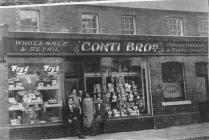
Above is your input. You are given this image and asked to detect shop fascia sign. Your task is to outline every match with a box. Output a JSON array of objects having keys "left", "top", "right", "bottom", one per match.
[
  {"left": 79, "top": 41, "right": 159, "bottom": 53},
  {"left": 9, "top": 39, "right": 208, "bottom": 55},
  {"left": 14, "top": 39, "right": 159, "bottom": 53}
]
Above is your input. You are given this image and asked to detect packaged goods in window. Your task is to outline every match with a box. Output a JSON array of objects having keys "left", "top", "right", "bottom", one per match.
[
  {"left": 112, "top": 109, "right": 120, "bottom": 117},
  {"left": 10, "top": 117, "right": 21, "bottom": 125},
  {"left": 37, "top": 81, "right": 44, "bottom": 87},
  {"left": 128, "top": 92, "right": 134, "bottom": 101},
  {"left": 107, "top": 83, "right": 114, "bottom": 93},
  {"left": 48, "top": 98, "right": 59, "bottom": 104},
  {"left": 93, "top": 83, "right": 100, "bottom": 93}
]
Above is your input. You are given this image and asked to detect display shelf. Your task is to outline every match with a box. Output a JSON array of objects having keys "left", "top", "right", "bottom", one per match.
[
  {"left": 36, "top": 86, "right": 59, "bottom": 90},
  {"left": 8, "top": 87, "right": 25, "bottom": 91},
  {"left": 44, "top": 101, "right": 62, "bottom": 108},
  {"left": 24, "top": 101, "right": 43, "bottom": 105},
  {"left": 9, "top": 104, "right": 25, "bottom": 111}
]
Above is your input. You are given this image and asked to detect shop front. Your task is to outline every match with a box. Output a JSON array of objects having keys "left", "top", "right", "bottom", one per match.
[{"left": 3, "top": 32, "right": 208, "bottom": 139}]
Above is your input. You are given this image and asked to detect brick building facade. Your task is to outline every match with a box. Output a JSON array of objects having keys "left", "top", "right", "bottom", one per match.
[{"left": 0, "top": 1, "right": 208, "bottom": 139}]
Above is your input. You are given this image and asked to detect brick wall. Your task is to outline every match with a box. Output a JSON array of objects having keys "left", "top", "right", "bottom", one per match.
[
  {"left": 0, "top": 5, "right": 207, "bottom": 36},
  {"left": 10, "top": 124, "right": 66, "bottom": 139},
  {"left": 37, "top": 5, "right": 207, "bottom": 36},
  {"left": 150, "top": 56, "right": 208, "bottom": 115},
  {"left": 150, "top": 56, "right": 207, "bottom": 128}
]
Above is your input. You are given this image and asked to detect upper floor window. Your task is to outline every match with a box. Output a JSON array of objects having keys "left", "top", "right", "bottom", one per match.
[
  {"left": 82, "top": 14, "right": 99, "bottom": 33},
  {"left": 120, "top": 16, "right": 136, "bottom": 35},
  {"left": 199, "top": 19, "right": 208, "bottom": 33},
  {"left": 195, "top": 62, "right": 208, "bottom": 77},
  {"left": 161, "top": 62, "right": 185, "bottom": 101},
  {"left": 167, "top": 17, "right": 183, "bottom": 36},
  {"left": 19, "top": 10, "right": 39, "bottom": 31}
]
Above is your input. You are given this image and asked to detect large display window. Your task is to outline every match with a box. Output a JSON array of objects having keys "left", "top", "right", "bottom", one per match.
[
  {"left": 65, "top": 57, "right": 150, "bottom": 119},
  {"left": 8, "top": 58, "right": 63, "bottom": 126}
]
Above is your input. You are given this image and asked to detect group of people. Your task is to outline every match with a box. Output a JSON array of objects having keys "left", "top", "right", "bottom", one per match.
[{"left": 62, "top": 88, "right": 108, "bottom": 139}]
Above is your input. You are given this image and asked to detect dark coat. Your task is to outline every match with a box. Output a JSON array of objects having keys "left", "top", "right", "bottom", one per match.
[{"left": 62, "top": 104, "right": 81, "bottom": 127}]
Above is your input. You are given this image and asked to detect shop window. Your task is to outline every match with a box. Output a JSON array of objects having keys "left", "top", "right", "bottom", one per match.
[
  {"left": 82, "top": 14, "right": 99, "bottom": 33},
  {"left": 120, "top": 16, "right": 136, "bottom": 35},
  {"left": 161, "top": 62, "right": 185, "bottom": 101},
  {"left": 167, "top": 17, "right": 184, "bottom": 36},
  {"left": 83, "top": 57, "right": 148, "bottom": 118},
  {"left": 8, "top": 63, "right": 62, "bottom": 126},
  {"left": 65, "top": 57, "right": 148, "bottom": 119},
  {"left": 195, "top": 62, "right": 208, "bottom": 77},
  {"left": 19, "top": 10, "right": 39, "bottom": 31},
  {"left": 199, "top": 19, "right": 208, "bottom": 33}
]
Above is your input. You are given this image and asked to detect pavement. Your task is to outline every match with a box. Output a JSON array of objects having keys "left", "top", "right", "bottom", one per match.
[{"left": 48, "top": 122, "right": 209, "bottom": 140}]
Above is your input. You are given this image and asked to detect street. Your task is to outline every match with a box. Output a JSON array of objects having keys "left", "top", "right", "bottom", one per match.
[{"left": 49, "top": 122, "right": 209, "bottom": 140}]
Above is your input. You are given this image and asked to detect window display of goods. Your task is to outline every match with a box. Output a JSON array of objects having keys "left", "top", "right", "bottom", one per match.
[
  {"left": 94, "top": 83, "right": 101, "bottom": 93},
  {"left": 23, "top": 91, "right": 43, "bottom": 104},
  {"left": 9, "top": 97, "right": 18, "bottom": 105},
  {"left": 10, "top": 117, "right": 21, "bottom": 125},
  {"left": 9, "top": 103, "right": 25, "bottom": 111},
  {"left": 91, "top": 74, "right": 145, "bottom": 118},
  {"left": 48, "top": 98, "right": 58, "bottom": 104}
]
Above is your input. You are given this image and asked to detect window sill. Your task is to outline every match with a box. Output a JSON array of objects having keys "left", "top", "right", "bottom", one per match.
[{"left": 162, "top": 100, "right": 191, "bottom": 106}]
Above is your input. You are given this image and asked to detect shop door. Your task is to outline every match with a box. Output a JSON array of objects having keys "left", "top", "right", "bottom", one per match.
[{"left": 64, "top": 78, "right": 79, "bottom": 101}]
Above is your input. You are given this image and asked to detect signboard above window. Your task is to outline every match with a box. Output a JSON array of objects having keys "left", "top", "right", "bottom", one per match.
[{"left": 4, "top": 35, "right": 208, "bottom": 56}]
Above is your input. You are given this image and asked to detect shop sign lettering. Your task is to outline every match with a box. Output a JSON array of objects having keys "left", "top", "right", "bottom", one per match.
[
  {"left": 81, "top": 42, "right": 121, "bottom": 52},
  {"left": 7, "top": 38, "right": 207, "bottom": 55},
  {"left": 15, "top": 40, "right": 70, "bottom": 47},
  {"left": 126, "top": 42, "right": 159, "bottom": 52},
  {"left": 163, "top": 83, "right": 182, "bottom": 98},
  {"left": 81, "top": 41, "right": 159, "bottom": 53},
  {"left": 43, "top": 65, "right": 59, "bottom": 74},
  {"left": 15, "top": 40, "right": 71, "bottom": 53},
  {"left": 11, "top": 65, "right": 29, "bottom": 75}
]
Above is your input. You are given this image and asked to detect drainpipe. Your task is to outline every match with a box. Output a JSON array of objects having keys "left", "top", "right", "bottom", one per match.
[{"left": 0, "top": 24, "right": 9, "bottom": 63}]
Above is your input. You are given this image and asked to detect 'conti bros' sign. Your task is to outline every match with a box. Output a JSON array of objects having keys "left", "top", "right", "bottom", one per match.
[{"left": 6, "top": 38, "right": 208, "bottom": 55}]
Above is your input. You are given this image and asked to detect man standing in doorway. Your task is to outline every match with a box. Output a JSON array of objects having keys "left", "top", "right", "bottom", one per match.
[{"left": 62, "top": 97, "right": 85, "bottom": 139}]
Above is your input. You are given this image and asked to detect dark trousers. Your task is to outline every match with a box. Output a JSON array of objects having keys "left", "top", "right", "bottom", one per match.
[{"left": 65, "top": 119, "right": 82, "bottom": 136}]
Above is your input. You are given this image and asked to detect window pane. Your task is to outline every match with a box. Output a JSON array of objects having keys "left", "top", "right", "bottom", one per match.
[
  {"left": 168, "top": 17, "right": 183, "bottom": 36},
  {"left": 19, "top": 10, "right": 39, "bottom": 31},
  {"left": 121, "top": 16, "right": 135, "bottom": 34},
  {"left": 82, "top": 14, "right": 98, "bottom": 33},
  {"left": 161, "top": 62, "right": 185, "bottom": 101},
  {"left": 196, "top": 62, "right": 208, "bottom": 76},
  {"left": 200, "top": 20, "right": 208, "bottom": 33}
]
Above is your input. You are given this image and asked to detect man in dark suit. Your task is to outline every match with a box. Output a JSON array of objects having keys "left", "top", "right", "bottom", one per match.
[{"left": 62, "top": 97, "right": 85, "bottom": 139}]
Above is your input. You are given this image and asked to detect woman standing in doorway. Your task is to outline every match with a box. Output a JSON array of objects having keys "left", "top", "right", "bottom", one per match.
[{"left": 82, "top": 92, "right": 94, "bottom": 135}]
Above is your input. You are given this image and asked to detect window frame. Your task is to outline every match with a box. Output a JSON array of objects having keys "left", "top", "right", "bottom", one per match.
[
  {"left": 81, "top": 13, "right": 99, "bottom": 34},
  {"left": 199, "top": 19, "right": 208, "bottom": 33},
  {"left": 120, "top": 15, "right": 136, "bottom": 35},
  {"left": 167, "top": 17, "right": 184, "bottom": 36},
  {"left": 161, "top": 62, "right": 186, "bottom": 101},
  {"left": 195, "top": 62, "right": 208, "bottom": 77},
  {"left": 19, "top": 10, "right": 40, "bottom": 32}
]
